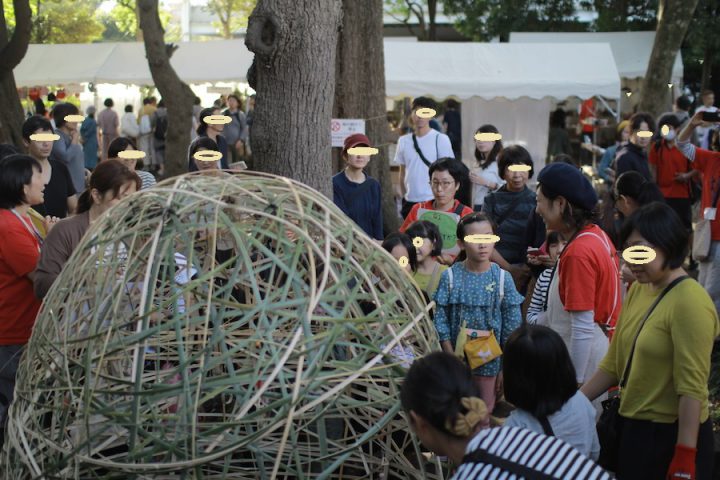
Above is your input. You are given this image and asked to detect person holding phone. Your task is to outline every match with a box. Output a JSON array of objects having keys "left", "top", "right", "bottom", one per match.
[
  {"left": 677, "top": 111, "right": 720, "bottom": 315},
  {"left": 695, "top": 90, "right": 717, "bottom": 149}
]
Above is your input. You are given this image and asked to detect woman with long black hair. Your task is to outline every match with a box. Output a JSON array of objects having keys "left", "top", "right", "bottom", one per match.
[{"left": 468, "top": 124, "right": 504, "bottom": 211}]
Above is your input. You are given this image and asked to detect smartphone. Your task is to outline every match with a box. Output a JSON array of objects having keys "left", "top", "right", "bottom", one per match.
[
  {"left": 527, "top": 247, "right": 541, "bottom": 257},
  {"left": 702, "top": 111, "right": 720, "bottom": 122},
  {"left": 583, "top": 135, "right": 592, "bottom": 144}
]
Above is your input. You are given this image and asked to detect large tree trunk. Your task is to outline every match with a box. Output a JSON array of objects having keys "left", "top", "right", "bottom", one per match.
[
  {"left": 0, "top": 0, "right": 32, "bottom": 147},
  {"left": 428, "top": 0, "right": 437, "bottom": 41},
  {"left": 138, "top": 0, "right": 194, "bottom": 178},
  {"left": 245, "top": 0, "right": 341, "bottom": 199},
  {"left": 334, "top": 0, "right": 399, "bottom": 236},
  {"left": 701, "top": 46, "right": 712, "bottom": 91},
  {"left": 638, "top": 0, "right": 699, "bottom": 117}
]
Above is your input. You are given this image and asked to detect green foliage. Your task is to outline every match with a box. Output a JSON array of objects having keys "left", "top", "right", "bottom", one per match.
[
  {"left": 682, "top": 0, "right": 720, "bottom": 88},
  {"left": 443, "top": 0, "right": 585, "bottom": 42},
  {"left": 204, "top": 0, "right": 255, "bottom": 39},
  {"left": 100, "top": 0, "right": 179, "bottom": 42},
  {"left": 3, "top": 0, "right": 105, "bottom": 43},
  {"left": 579, "top": 0, "right": 656, "bottom": 31}
]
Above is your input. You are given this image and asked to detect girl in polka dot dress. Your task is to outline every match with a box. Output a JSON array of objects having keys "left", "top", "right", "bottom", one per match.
[{"left": 434, "top": 212, "right": 523, "bottom": 416}]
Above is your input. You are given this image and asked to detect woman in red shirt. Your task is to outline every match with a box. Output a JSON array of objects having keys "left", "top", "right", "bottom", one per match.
[
  {"left": 534, "top": 163, "right": 621, "bottom": 396},
  {"left": 0, "top": 154, "right": 47, "bottom": 430}
]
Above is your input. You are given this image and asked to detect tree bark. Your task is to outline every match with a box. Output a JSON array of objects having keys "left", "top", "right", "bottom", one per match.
[
  {"left": 334, "top": 0, "right": 399, "bottom": 236},
  {"left": 138, "top": 0, "right": 194, "bottom": 178},
  {"left": 701, "top": 46, "right": 711, "bottom": 91},
  {"left": 245, "top": 0, "right": 341, "bottom": 199},
  {"left": 638, "top": 0, "right": 699, "bottom": 118},
  {"left": 0, "top": 0, "right": 32, "bottom": 146},
  {"left": 428, "top": 0, "right": 437, "bottom": 41}
]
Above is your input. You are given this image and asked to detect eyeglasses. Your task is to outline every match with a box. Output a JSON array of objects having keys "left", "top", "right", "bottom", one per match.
[{"left": 430, "top": 180, "right": 456, "bottom": 190}]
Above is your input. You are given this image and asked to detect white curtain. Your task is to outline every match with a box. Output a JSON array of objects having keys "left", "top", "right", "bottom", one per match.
[{"left": 460, "top": 96, "right": 553, "bottom": 186}]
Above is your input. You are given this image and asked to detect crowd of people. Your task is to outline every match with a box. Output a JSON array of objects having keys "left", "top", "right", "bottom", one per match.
[
  {"left": 1, "top": 89, "right": 720, "bottom": 478},
  {"left": 340, "top": 94, "right": 720, "bottom": 478}
]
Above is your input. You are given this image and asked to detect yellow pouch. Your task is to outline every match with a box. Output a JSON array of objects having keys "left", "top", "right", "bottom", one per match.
[{"left": 463, "top": 330, "right": 502, "bottom": 370}]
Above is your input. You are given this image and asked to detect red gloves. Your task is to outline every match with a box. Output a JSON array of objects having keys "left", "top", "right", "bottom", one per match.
[{"left": 666, "top": 444, "right": 696, "bottom": 480}]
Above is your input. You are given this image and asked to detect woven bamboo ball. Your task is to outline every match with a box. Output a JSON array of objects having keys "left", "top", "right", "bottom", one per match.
[{"left": 3, "top": 172, "right": 441, "bottom": 479}]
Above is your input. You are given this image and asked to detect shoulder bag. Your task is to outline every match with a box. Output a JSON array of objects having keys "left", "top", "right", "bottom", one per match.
[
  {"left": 596, "top": 275, "right": 689, "bottom": 472},
  {"left": 693, "top": 182, "right": 720, "bottom": 262},
  {"left": 411, "top": 132, "right": 439, "bottom": 168},
  {"left": 451, "top": 266, "right": 506, "bottom": 369}
]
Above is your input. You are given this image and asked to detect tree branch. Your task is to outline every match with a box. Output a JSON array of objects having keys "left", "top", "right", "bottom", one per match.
[{"left": 0, "top": 0, "right": 32, "bottom": 76}]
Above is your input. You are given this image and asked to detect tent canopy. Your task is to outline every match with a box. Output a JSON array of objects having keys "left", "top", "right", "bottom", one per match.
[
  {"left": 16, "top": 40, "right": 620, "bottom": 102},
  {"left": 14, "top": 40, "right": 255, "bottom": 86},
  {"left": 384, "top": 41, "right": 620, "bottom": 101},
  {"left": 509, "top": 31, "right": 683, "bottom": 83}
]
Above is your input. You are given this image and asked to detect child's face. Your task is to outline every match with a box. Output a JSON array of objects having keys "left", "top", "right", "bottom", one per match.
[
  {"left": 414, "top": 236, "right": 433, "bottom": 262},
  {"left": 390, "top": 244, "right": 412, "bottom": 273},
  {"left": 548, "top": 241, "right": 566, "bottom": 261},
  {"left": 459, "top": 221, "right": 495, "bottom": 263}
]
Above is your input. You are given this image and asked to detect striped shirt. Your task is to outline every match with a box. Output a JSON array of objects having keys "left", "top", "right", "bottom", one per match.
[
  {"left": 453, "top": 426, "right": 612, "bottom": 480},
  {"left": 526, "top": 268, "right": 553, "bottom": 324},
  {"left": 137, "top": 170, "right": 157, "bottom": 190}
]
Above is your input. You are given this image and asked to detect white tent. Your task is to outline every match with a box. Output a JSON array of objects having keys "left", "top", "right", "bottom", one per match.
[
  {"left": 14, "top": 40, "right": 254, "bottom": 86},
  {"left": 15, "top": 39, "right": 621, "bottom": 170},
  {"left": 509, "top": 31, "right": 684, "bottom": 85},
  {"left": 384, "top": 41, "right": 621, "bottom": 169}
]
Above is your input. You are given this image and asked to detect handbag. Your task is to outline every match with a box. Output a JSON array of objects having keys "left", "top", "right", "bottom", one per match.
[
  {"left": 450, "top": 266, "right": 505, "bottom": 369},
  {"left": 596, "top": 275, "right": 689, "bottom": 472},
  {"left": 464, "top": 330, "right": 502, "bottom": 370},
  {"left": 693, "top": 181, "right": 720, "bottom": 262}
]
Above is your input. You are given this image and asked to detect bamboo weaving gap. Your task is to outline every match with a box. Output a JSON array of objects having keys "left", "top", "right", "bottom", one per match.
[{"left": 3, "top": 171, "right": 441, "bottom": 479}]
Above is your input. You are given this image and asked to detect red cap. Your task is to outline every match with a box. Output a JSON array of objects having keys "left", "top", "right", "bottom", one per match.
[{"left": 342, "top": 133, "right": 372, "bottom": 154}]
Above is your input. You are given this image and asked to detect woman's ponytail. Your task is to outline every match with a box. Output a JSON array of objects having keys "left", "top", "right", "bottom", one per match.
[{"left": 77, "top": 189, "right": 93, "bottom": 213}]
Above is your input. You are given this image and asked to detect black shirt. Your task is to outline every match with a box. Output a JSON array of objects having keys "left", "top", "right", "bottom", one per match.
[
  {"left": 615, "top": 142, "right": 652, "bottom": 181},
  {"left": 33, "top": 160, "right": 76, "bottom": 218}
]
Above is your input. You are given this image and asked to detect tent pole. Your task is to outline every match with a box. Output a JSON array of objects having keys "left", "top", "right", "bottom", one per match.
[{"left": 595, "top": 95, "right": 618, "bottom": 121}]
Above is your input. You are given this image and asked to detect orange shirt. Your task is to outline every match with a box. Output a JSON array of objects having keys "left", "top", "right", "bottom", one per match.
[
  {"left": 648, "top": 141, "right": 690, "bottom": 199},
  {"left": 558, "top": 225, "right": 621, "bottom": 328},
  {"left": 399, "top": 199, "right": 474, "bottom": 232},
  {"left": 692, "top": 148, "right": 720, "bottom": 241}
]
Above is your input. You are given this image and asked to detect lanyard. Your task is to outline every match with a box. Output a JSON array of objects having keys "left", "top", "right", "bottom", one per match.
[{"left": 10, "top": 209, "right": 43, "bottom": 251}]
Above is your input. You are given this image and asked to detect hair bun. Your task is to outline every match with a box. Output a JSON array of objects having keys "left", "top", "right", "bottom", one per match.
[{"left": 445, "top": 396, "right": 488, "bottom": 437}]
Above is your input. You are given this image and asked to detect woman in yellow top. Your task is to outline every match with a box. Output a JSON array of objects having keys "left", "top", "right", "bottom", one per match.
[{"left": 582, "top": 202, "right": 719, "bottom": 480}]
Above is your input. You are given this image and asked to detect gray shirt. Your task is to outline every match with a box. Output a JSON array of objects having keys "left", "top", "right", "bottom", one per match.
[
  {"left": 504, "top": 390, "right": 600, "bottom": 461},
  {"left": 51, "top": 129, "right": 86, "bottom": 194}
]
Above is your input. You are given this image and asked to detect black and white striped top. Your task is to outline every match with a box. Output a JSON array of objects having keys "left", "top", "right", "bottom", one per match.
[
  {"left": 453, "top": 426, "right": 612, "bottom": 480},
  {"left": 526, "top": 268, "right": 553, "bottom": 325}
]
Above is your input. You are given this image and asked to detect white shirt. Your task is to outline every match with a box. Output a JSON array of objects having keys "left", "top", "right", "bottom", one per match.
[
  {"left": 393, "top": 129, "right": 454, "bottom": 202},
  {"left": 121, "top": 112, "right": 140, "bottom": 138},
  {"left": 696, "top": 105, "right": 718, "bottom": 149},
  {"left": 505, "top": 391, "right": 601, "bottom": 461},
  {"left": 470, "top": 161, "right": 504, "bottom": 207}
]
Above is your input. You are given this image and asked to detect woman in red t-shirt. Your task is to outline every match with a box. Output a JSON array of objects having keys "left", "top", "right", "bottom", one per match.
[
  {"left": 535, "top": 163, "right": 621, "bottom": 395},
  {"left": 0, "top": 154, "right": 47, "bottom": 426}
]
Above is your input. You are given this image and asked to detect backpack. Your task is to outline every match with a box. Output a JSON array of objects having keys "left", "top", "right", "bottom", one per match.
[{"left": 154, "top": 115, "right": 168, "bottom": 141}]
